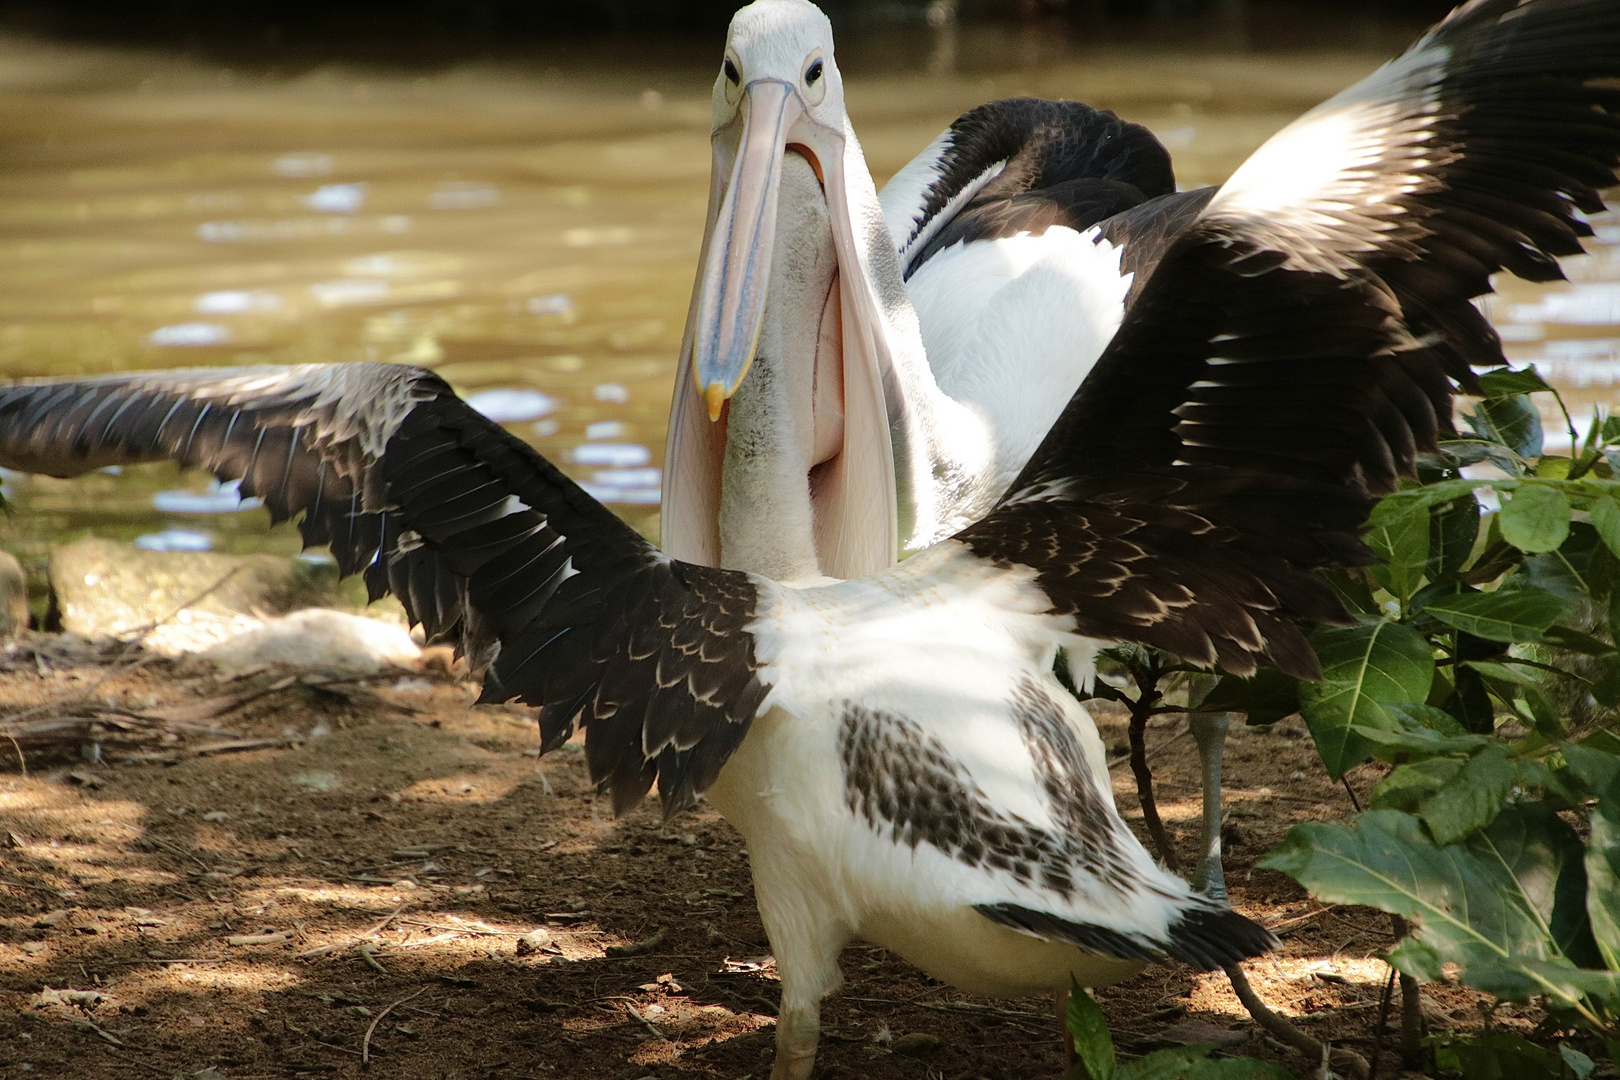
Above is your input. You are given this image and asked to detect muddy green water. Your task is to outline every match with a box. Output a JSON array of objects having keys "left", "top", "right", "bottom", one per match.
[{"left": 0, "top": 14, "right": 1615, "bottom": 578}]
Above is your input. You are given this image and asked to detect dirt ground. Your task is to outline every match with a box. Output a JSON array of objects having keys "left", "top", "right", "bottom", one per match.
[{"left": 0, "top": 634, "right": 1533, "bottom": 1080}]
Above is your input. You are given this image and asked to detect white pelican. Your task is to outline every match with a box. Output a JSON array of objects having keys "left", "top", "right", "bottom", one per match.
[
  {"left": 0, "top": 284, "right": 1404, "bottom": 1073},
  {"left": 662, "top": 0, "right": 1620, "bottom": 896}
]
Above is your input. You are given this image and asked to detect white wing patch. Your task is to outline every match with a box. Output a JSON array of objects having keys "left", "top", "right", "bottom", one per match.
[{"left": 1205, "top": 37, "right": 1450, "bottom": 274}]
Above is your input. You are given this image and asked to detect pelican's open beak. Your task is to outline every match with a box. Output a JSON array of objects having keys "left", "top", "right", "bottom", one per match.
[
  {"left": 691, "top": 78, "right": 803, "bottom": 419},
  {"left": 662, "top": 76, "right": 901, "bottom": 580}
]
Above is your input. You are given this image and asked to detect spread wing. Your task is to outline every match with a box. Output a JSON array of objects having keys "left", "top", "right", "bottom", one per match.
[
  {"left": 954, "top": 0, "right": 1620, "bottom": 681},
  {"left": 1201, "top": 0, "right": 1620, "bottom": 373},
  {"left": 0, "top": 363, "right": 768, "bottom": 816}
]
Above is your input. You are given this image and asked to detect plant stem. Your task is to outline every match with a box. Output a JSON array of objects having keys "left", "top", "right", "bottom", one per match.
[
  {"left": 1368, "top": 967, "right": 1395, "bottom": 1080},
  {"left": 1390, "top": 915, "right": 1424, "bottom": 1066},
  {"left": 1124, "top": 660, "right": 1180, "bottom": 872}
]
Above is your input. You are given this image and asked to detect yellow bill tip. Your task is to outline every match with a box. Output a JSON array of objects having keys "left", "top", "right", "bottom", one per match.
[{"left": 705, "top": 382, "right": 727, "bottom": 422}]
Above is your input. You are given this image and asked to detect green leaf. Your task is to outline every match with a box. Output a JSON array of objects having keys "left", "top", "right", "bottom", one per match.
[
  {"left": 1373, "top": 480, "right": 1491, "bottom": 523},
  {"left": 1479, "top": 366, "right": 1555, "bottom": 399},
  {"left": 1418, "top": 744, "right": 1517, "bottom": 846},
  {"left": 1430, "top": 496, "right": 1483, "bottom": 583},
  {"left": 1538, "top": 624, "right": 1616, "bottom": 657},
  {"left": 1445, "top": 663, "right": 1497, "bottom": 735},
  {"left": 1500, "top": 485, "right": 1573, "bottom": 554},
  {"left": 1518, "top": 550, "right": 1592, "bottom": 604},
  {"left": 1298, "top": 620, "right": 1435, "bottom": 780},
  {"left": 1392, "top": 700, "right": 1468, "bottom": 737},
  {"left": 1609, "top": 589, "right": 1620, "bottom": 652},
  {"left": 1368, "top": 502, "right": 1430, "bottom": 602},
  {"left": 1480, "top": 958, "right": 1620, "bottom": 1004},
  {"left": 1593, "top": 662, "right": 1620, "bottom": 708},
  {"left": 1261, "top": 805, "right": 1593, "bottom": 1007},
  {"left": 1586, "top": 790, "right": 1620, "bottom": 971},
  {"left": 1356, "top": 703, "right": 1488, "bottom": 763},
  {"left": 1562, "top": 1044, "right": 1597, "bottom": 1080},
  {"left": 1464, "top": 660, "right": 1540, "bottom": 685},
  {"left": 1473, "top": 394, "right": 1545, "bottom": 460},
  {"left": 1315, "top": 566, "right": 1380, "bottom": 616},
  {"left": 1438, "top": 437, "right": 1525, "bottom": 477},
  {"left": 1373, "top": 757, "right": 1466, "bottom": 813},
  {"left": 1521, "top": 687, "right": 1566, "bottom": 741},
  {"left": 1064, "top": 979, "right": 1115, "bottom": 1080},
  {"left": 1564, "top": 741, "right": 1620, "bottom": 796},
  {"left": 1591, "top": 496, "right": 1620, "bottom": 560},
  {"left": 1119, "top": 1047, "right": 1294, "bottom": 1080},
  {"left": 1199, "top": 670, "right": 1300, "bottom": 726},
  {"left": 1357, "top": 725, "right": 1489, "bottom": 762},
  {"left": 1423, "top": 586, "right": 1571, "bottom": 642},
  {"left": 1430, "top": 1030, "right": 1566, "bottom": 1080}
]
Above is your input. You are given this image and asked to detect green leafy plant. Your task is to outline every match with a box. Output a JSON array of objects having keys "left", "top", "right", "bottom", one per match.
[
  {"left": 1061, "top": 979, "right": 1294, "bottom": 1080},
  {"left": 1208, "top": 368, "right": 1620, "bottom": 1075}
]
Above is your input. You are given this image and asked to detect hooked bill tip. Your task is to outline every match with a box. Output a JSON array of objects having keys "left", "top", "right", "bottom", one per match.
[{"left": 705, "top": 382, "right": 727, "bottom": 422}]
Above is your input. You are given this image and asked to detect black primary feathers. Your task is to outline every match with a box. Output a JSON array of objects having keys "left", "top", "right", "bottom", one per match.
[
  {"left": 1202, "top": 0, "right": 1620, "bottom": 380},
  {"left": 975, "top": 900, "right": 1280, "bottom": 971},
  {"left": 0, "top": 364, "right": 767, "bottom": 817},
  {"left": 957, "top": 243, "right": 1435, "bottom": 681}
]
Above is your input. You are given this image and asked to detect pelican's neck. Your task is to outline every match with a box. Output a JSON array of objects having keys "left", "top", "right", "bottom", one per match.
[
  {"left": 719, "top": 152, "right": 838, "bottom": 584},
  {"left": 834, "top": 118, "right": 993, "bottom": 552}
]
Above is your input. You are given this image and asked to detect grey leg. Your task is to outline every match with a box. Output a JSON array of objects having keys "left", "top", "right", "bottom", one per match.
[
  {"left": 757, "top": 895, "right": 848, "bottom": 1080},
  {"left": 1187, "top": 709, "right": 1229, "bottom": 902},
  {"left": 771, "top": 997, "right": 823, "bottom": 1080}
]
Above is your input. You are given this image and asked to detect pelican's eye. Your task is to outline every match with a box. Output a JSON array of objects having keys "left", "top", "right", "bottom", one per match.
[
  {"left": 802, "top": 51, "right": 827, "bottom": 105},
  {"left": 723, "top": 57, "right": 741, "bottom": 85}
]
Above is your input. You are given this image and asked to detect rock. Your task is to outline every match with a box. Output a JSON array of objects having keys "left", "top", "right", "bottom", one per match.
[
  {"left": 515, "top": 928, "right": 552, "bottom": 956},
  {"left": 198, "top": 608, "right": 420, "bottom": 673},
  {"left": 889, "top": 1032, "right": 943, "bottom": 1057},
  {"left": 0, "top": 550, "right": 27, "bottom": 640},
  {"left": 290, "top": 770, "right": 343, "bottom": 793},
  {"left": 48, "top": 538, "right": 338, "bottom": 652},
  {"left": 1144, "top": 1020, "right": 1250, "bottom": 1049}
]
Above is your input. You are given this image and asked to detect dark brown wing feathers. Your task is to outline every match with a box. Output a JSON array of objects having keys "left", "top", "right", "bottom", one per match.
[
  {"left": 0, "top": 365, "right": 765, "bottom": 817},
  {"left": 958, "top": 0, "right": 1619, "bottom": 678}
]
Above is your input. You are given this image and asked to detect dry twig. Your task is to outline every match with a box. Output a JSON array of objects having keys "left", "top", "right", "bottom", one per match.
[{"left": 362, "top": 987, "right": 428, "bottom": 1067}]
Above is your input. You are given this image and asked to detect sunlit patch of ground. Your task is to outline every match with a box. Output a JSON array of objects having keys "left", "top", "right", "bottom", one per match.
[{"left": 0, "top": 646, "right": 1532, "bottom": 1079}]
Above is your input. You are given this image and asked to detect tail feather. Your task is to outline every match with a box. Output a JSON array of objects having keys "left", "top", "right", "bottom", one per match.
[{"left": 974, "top": 900, "right": 1277, "bottom": 973}]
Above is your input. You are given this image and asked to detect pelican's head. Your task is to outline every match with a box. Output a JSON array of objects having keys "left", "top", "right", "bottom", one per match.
[
  {"left": 663, "top": 0, "right": 905, "bottom": 583},
  {"left": 693, "top": 0, "right": 848, "bottom": 415}
]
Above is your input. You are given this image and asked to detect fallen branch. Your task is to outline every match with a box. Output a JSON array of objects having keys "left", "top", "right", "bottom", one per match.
[
  {"left": 297, "top": 905, "right": 404, "bottom": 960},
  {"left": 362, "top": 987, "right": 428, "bottom": 1067},
  {"left": 1224, "top": 963, "right": 1368, "bottom": 1080}
]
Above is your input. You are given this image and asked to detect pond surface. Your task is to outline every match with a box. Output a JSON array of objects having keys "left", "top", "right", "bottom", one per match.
[{"left": 0, "top": 10, "right": 1614, "bottom": 576}]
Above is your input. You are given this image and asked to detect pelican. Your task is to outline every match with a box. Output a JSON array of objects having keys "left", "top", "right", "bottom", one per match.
[
  {"left": 0, "top": 1, "right": 1616, "bottom": 1077},
  {"left": 0, "top": 277, "right": 1441, "bottom": 1076},
  {"left": 663, "top": 0, "right": 1620, "bottom": 896}
]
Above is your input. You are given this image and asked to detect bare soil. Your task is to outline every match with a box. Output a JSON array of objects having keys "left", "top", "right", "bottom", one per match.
[{"left": 0, "top": 636, "right": 1521, "bottom": 1080}]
